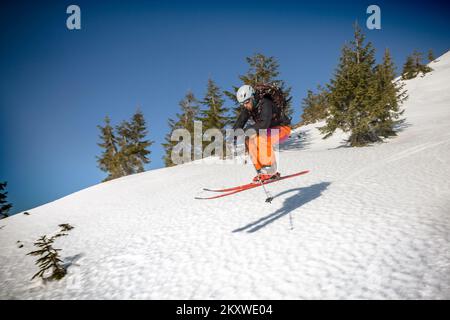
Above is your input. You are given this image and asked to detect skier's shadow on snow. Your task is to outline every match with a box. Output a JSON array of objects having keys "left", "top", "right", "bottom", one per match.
[
  {"left": 232, "top": 182, "right": 331, "bottom": 233},
  {"left": 279, "top": 130, "right": 312, "bottom": 151}
]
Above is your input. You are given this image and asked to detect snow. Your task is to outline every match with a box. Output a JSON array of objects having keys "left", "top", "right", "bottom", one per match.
[{"left": 1, "top": 52, "right": 450, "bottom": 299}]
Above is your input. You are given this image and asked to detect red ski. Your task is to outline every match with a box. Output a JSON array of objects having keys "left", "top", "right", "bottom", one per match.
[
  {"left": 203, "top": 182, "right": 255, "bottom": 193},
  {"left": 195, "top": 170, "right": 309, "bottom": 200}
]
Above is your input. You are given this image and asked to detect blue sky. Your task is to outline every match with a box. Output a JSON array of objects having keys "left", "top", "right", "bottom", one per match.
[{"left": 1, "top": 0, "right": 449, "bottom": 214}]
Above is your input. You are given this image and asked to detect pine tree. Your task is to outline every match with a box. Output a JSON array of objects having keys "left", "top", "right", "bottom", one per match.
[
  {"left": 97, "top": 117, "right": 123, "bottom": 182},
  {"left": 371, "top": 48, "right": 408, "bottom": 138},
  {"left": 301, "top": 85, "right": 329, "bottom": 125},
  {"left": 177, "top": 91, "right": 199, "bottom": 134},
  {"left": 27, "top": 235, "right": 66, "bottom": 280},
  {"left": 320, "top": 22, "right": 380, "bottom": 146},
  {"left": 242, "top": 53, "right": 281, "bottom": 84},
  {"left": 178, "top": 91, "right": 200, "bottom": 161},
  {"left": 198, "top": 79, "right": 229, "bottom": 131},
  {"left": 116, "top": 110, "right": 153, "bottom": 175},
  {"left": 413, "top": 50, "right": 433, "bottom": 75},
  {"left": 412, "top": 50, "right": 422, "bottom": 70},
  {"left": 197, "top": 78, "right": 229, "bottom": 157},
  {"left": 428, "top": 49, "right": 435, "bottom": 62},
  {"left": 162, "top": 91, "right": 200, "bottom": 166},
  {"left": 162, "top": 118, "right": 179, "bottom": 167},
  {"left": 402, "top": 50, "right": 432, "bottom": 80},
  {"left": 127, "top": 109, "right": 153, "bottom": 172},
  {"left": 401, "top": 55, "right": 416, "bottom": 80},
  {"left": 115, "top": 120, "right": 133, "bottom": 175},
  {"left": 0, "top": 181, "right": 13, "bottom": 219},
  {"left": 224, "top": 53, "right": 294, "bottom": 119},
  {"left": 27, "top": 224, "right": 74, "bottom": 281},
  {"left": 97, "top": 111, "right": 152, "bottom": 181}
]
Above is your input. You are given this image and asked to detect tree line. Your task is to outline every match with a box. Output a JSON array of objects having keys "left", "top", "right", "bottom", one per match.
[
  {"left": 97, "top": 22, "right": 439, "bottom": 181},
  {"left": 162, "top": 53, "right": 294, "bottom": 167},
  {"left": 97, "top": 110, "right": 153, "bottom": 182},
  {"left": 301, "top": 23, "right": 435, "bottom": 146},
  {"left": 97, "top": 52, "right": 295, "bottom": 178}
]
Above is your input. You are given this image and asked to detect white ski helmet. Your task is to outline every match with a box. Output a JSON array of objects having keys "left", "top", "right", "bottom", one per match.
[{"left": 236, "top": 84, "right": 255, "bottom": 103}]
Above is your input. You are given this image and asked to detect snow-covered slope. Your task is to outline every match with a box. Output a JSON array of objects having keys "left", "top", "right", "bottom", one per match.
[{"left": 1, "top": 52, "right": 450, "bottom": 300}]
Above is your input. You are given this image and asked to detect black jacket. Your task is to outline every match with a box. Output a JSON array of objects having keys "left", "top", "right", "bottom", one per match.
[{"left": 232, "top": 97, "right": 290, "bottom": 131}]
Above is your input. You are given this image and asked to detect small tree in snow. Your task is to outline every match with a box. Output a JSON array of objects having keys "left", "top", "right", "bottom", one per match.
[
  {"left": 27, "top": 224, "right": 75, "bottom": 281},
  {"left": 27, "top": 235, "right": 66, "bottom": 280},
  {"left": 59, "top": 223, "right": 74, "bottom": 232}
]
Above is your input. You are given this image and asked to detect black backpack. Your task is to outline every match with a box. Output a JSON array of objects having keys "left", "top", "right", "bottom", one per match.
[{"left": 253, "top": 83, "right": 292, "bottom": 125}]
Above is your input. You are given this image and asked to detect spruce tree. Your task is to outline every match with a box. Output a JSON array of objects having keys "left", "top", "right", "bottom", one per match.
[
  {"left": 371, "top": 48, "right": 408, "bottom": 138},
  {"left": 97, "top": 117, "right": 123, "bottom": 182},
  {"left": 97, "top": 111, "right": 152, "bottom": 181},
  {"left": 115, "top": 120, "right": 133, "bottom": 175},
  {"left": 413, "top": 50, "right": 433, "bottom": 75},
  {"left": 402, "top": 50, "right": 432, "bottom": 80},
  {"left": 27, "top": 235, "right": 66, "bottom": 280},
  {"left": 241, "top": 53, "right": 281, "bottom": 84},
  {"left": 162, "top": 91, "right": 199, "bottom": 166},
  {"left": 320, "top": 22, "right": 380, "bottom": 146},
  {"left": 177, "top": 91, "right": 199, "bottom": 134},
  {"left": 301, "top": 85, "right": 329, "bottom": 125},
  {"left": 27, "top": 224, "right": 74, "bottom": 280},
  {"left": 198, "top": 79, "right": 228, "bottom": 131},
  {"left": 127, "top": 109, "right": 153, "bottom": 172},
  {"left": 116, "top": 110, "right": 153, "bottom": 175},
  {"left": 428, "top": 49, "right": 435, "bottom": 62},
  {"left": 178, "top": 91, "right": 200, "bottom": 161},
  {"left": 224, "top": 53, "right": 294, "bottom": 119},
  {"left": 197, "top": 78, "right": 229, "bottom": 157},
  {"left": 162, "top": 118, "right": 179, "bottom": 167},
  {"left": 0, "top": 181, "right": 12, "bottom": 219},
  {"left": 401, "top": 55, "right": 416, "bottom": 80}
]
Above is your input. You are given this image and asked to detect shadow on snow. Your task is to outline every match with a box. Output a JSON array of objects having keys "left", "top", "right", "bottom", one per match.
[
  {"left": 232, "top": 181, "right": 331, "bottom": 233},
  {"left": 279, "top": 129, "right": 312, "bottom": 151}
]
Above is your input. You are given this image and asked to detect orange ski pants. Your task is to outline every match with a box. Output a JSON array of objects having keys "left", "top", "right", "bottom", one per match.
[{"left": 245, "top": 125, "right": 291, "bottom": 171}]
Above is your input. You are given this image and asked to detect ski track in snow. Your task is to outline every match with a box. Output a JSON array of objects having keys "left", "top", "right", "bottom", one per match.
[{"left": 1, "top": 52, "right": 450, "bottom": 299}]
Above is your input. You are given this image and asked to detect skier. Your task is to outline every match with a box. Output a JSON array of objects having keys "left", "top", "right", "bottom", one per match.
[{"left": 232, "top": 84, "right": 292, "bottom": 183}]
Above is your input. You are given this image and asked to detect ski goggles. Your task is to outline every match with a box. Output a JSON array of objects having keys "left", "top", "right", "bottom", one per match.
[{"left": 241, "top": 98, "right": 252, "bottom": 106}]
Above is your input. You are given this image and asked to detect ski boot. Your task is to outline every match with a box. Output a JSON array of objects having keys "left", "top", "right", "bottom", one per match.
[{"left": 252, "top": 171, "right": 281, "bottom": 183}]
